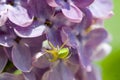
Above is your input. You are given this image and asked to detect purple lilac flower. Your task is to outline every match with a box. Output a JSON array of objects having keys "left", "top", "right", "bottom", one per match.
[
  {"left": 0, "top": 0, "right": 113, "bottom": 80},
  {"left": 46, "top": 0, "right": 94, "bottom": 23},
  {"left": 88, "top": 0, "right": 113, "bottom": 19},
  {"left": 0, "top": 0, "right": 33, "bottom": 27}
]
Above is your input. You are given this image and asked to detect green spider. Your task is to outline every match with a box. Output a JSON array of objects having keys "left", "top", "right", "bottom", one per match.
[{"left": 45, "top": 40, "right": 70, "bottom": 62}]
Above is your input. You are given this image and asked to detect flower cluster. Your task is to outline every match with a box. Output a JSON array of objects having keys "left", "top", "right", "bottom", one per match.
[{"left": 0, "top": 0, "right": 113, "bottom": 80}]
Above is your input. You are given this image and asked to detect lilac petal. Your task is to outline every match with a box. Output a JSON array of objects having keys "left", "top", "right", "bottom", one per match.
[
  {"left": 79, "top": 8, "right": 92, "bottom": 29},
  {"left": 92, "top": 43, "right": 111, "bottom": 61},
  {"left": 80, "top": 46, "right": 93, "bottom": 71},
  {"left": 0, "top": 73, "right": 25, "bottom": 80},
  {"left": 0, "top": 5, "right": 8, "bottom": 26},
  {"left": 21, "top": 35, "right": 46, "bottom": 47},
  {"left": 86, "top": 28, "right": 108, "bottom": 49},
  {"left": 46, "top": 0, "right": 59, "bottom": 7},
  {"left": 23, "top": 71, "right": 36, "bottom": 80},
  {"left": 7, "top": 5, "right": 33, "bottom": 27},
  {"left": 62, "top": 4, "right": 83, "bottom": 23},
  {"left": 28, "top": 0, "right": 53, "bottom": 19},
  {"left": 77, "top": 44, "right": 92, "bottom": 71},
  {"left": 55, "top": 0, "right": 70, "bottom": 9},
  {"left": 42, "top": 62, "right": 75, "bottom": 80},
  {"left": 69, "top": 48, "right": 80, "bottom": 64},
  {"left": 32, "top": 67, "right": 49, "bottom": 80},
  {"left": 79, "top": 28, "right": 108, "bottom": 69},
  {"left": 86, "top": 66, "right": 102, "bottom": 80},
  {"left": 52, "top": 13, "right": 69, "bottom": 28},
  {"left": 32, "top": 52, "right": 50, "bottom": 69},
  {"left": 0, "top": 35, "right": 14, "bottom": 47},
  {"left": 65, "top": 60, "right": 79, "bottom": 74},
  {"left": 0, "top": 24, "right": 16, "bottom": 48},
  {"left": 61, "top": 27, "right": 77, "bottom": 48},
  {"left": 14, "top": 25, "right": 46, "bottom": 38},
  {"left": 76, "top": 36, "right": 92, "bottom": 71},
  {"left": 75, "top": 66, "right": 85, "bottom": 80},
  {"left": 71, "top": 8, "right": 92, "bottom": 35},
  {"left": 21, "top": 35, "right": 46, "bottom": 56},
  {"left": 89, "top": 0, "right": 113, "bottom": 19},
  {"left": 0, "top": 47, "right": 8, "bottom": 73},
  {"left": 75, "top": 66, "right": 101, "bottom": 80},
  {"left": 12, "top": 42, "right": 32, "bottom": 72},
  {"left": 46, "top": 28, "right": 62, "bottom": 47},
  {"left": 23, "top": 67, "right": 49, "bottom": 80},
  {"left": 3, "top": 47, "right": 12, "bottom": 60},
  {"left": 73, "top": 0, "right": 94, "bottom": 8}
]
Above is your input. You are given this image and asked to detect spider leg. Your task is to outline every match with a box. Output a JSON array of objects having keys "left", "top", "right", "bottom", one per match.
[
  {"left": 60, "top": 39, "right": 68, "bottom": 49},
  {"left": 45, "top": 49, "right": 58, "bottom": 62},
  {"left": 48, "top": 41, "right": 56, "bottom": 50}
]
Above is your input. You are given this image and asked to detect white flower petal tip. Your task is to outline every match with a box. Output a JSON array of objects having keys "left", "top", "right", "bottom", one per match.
[
  {"left": 34, "top": 52, "right": 43, "bottom": 59},
  {"left": 7, "top": 5, "right": 33, "bottom": 27},
  {"left": 14, "top": 25, "right": 46, "bottom": 38}
]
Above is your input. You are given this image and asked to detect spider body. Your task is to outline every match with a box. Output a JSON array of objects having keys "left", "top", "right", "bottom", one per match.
[{"left": 45, "top": 41, "right": 69, "bottom": 62}]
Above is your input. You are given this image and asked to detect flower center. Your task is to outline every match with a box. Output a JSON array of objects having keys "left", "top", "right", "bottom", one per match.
[{"left": 44, "top": 19, "right": 53, "bottom": 28}]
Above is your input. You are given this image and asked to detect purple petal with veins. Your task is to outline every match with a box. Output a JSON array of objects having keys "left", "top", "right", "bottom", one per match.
[
  {"left": 42, "top": 62, "right": 75, "bottom": 80},
  {"left": 7, "top": 5, "right": 33, "bottom": 27},
  {"left": 89, "top": 0, "right": 113, "bottom": 19},
  {"left": 21, "top": 35, "right": 46, "bottom": 57},
  {"left": 80, "top": 8, "right": 93, "bottom": 29},
  {"left": 61, "top": 26, "right": 77, "bottom": 48},
  {"left": 78, "top": 28, "right": 108, "bottom": 69},
  {"left": 27, "top": 0, "right": 53, "bottom": 19},
  {"left": 14, "top": 25, "right": 46, "bottom": 38},
  {"left": 0, "top": 47, "right": 8, "bottom": 73},
  {"left": 86, "top": 28, "right": 108, "bottom": 49},
  {"left": 46, "top": 28, "right": 62, "bottom": 47},
  {"left": 12, "top": 42, "right": 32, "bottom": 72},
  {"left": 62, "top": 4, "right": 83, "bottom": 23}
]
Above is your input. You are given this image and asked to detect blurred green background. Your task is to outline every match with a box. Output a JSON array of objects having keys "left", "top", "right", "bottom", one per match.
[{"left": 100, "top": 0, "right": 120, "bottom": 80}]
